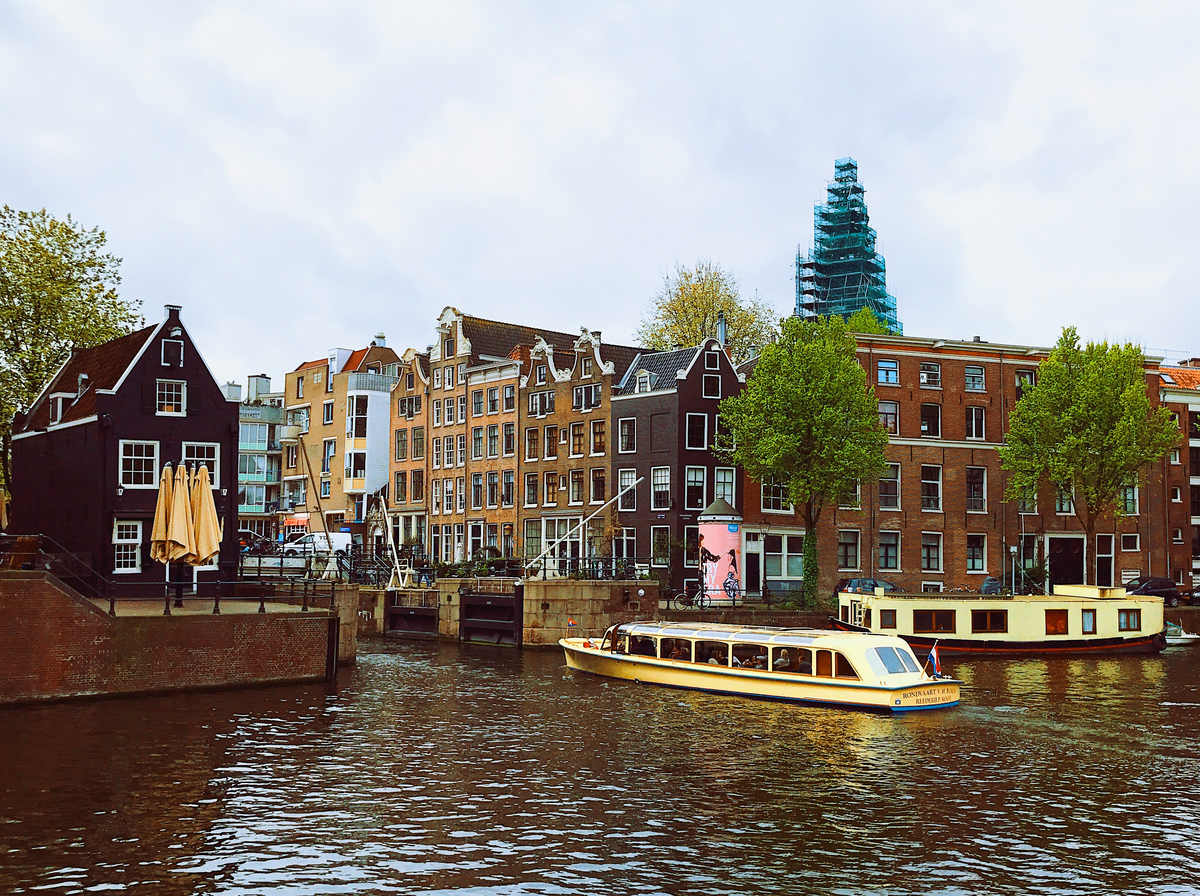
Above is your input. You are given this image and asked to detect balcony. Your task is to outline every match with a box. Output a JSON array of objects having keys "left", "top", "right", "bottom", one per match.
[
  {"left": 239, "top": 405, "right": 284, "bottom": 424},
  {"left": 346, "top": 372, "right": 399, "bottom": 393}
]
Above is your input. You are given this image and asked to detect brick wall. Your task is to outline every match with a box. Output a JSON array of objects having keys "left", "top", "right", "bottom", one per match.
[{"left": 0, "top": 572, "right": 333, "bottom": 705}]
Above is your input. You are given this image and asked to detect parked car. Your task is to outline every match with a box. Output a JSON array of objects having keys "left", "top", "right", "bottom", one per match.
[
  {"left": 282, "top": 532, "right": 353, "bottom": 557},
  {"left": 1125, "top": 576, "right": 1189, "bottom": 607},
  {"left": 833, "top": 577, "right": 898, "bottom": 599}
]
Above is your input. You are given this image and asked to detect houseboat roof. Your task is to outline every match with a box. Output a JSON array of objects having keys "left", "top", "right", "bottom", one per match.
[{"left": 617, "top": 621, "right": 875, "bottom": 645}]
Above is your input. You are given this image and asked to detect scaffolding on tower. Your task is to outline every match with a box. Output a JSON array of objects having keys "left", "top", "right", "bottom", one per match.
[{"left": 795, "top": 158, "right": 902, "bottom": 334}]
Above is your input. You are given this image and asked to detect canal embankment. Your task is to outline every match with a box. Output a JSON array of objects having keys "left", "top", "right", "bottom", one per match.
[{"left": 0, "top": 571, "right": 358, "bottom": 706}]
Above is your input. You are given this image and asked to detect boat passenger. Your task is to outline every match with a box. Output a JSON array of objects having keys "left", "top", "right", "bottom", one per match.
[
  {"left": 708, "top": 648, "right": 727, "bottom": 665},
  {"left": 773, "top": 649, "right": 790, "bottom": 670}
]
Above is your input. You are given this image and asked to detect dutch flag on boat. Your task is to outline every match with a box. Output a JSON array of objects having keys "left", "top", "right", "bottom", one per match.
[{"left": 927, "top": 642, "right": 942, "bottom": 677}]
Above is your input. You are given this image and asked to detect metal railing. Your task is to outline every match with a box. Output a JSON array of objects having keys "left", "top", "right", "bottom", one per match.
[
  {"left": 521, "top": 555, "right": 649, "bottom": 581},
  {"left": 346, "top": 372, "right": 399, "bottom": 393}
]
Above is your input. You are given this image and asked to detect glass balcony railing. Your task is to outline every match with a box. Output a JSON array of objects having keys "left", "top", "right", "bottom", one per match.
[
  {"left": 346, "top": 372, "right": 399, "bottom": 393},
  {"left": 239, "top": 405, "right": 284, "bottom": 424}
]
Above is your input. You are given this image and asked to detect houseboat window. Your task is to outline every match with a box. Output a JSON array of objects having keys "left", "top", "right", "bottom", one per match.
[
  {"left": 630, "top": 636, "right": 657, "bottom": 657},
  {"left": 1082, "top": 608, "right": 1097, "bottom": 635},
  {"left": 835, "top": 654, "right": 860, "bottom": 680},
  {"left": 972, "top": 610, "right": 1007, "bottom": 633},
  {"left": 770, "top": 647, "right": 812, "bottom": 674},
  {"left": 913, "top": 609, "right": 956, "bottom": 633},
  {"left": 880, "top": 609, "right": 897, "bottom": 629},
  {"left": 862, "top": 608, "right": 872, "bottom": 627},
  {"left": 1045, "top": 609, "right": 1069, "bottom": 636},
  {"left": 661, "top": 639, "right": 692, "bottom": 661},
  {"left": 731, "top": 644, "right": 767, "bottom": 669},
  {"left": 696, "top": 641, "right": 728, "bottom": 665},
  {"left": 1118, "top": 608, "right": 1141, "bottom": 632},
  {"left": 815, "top": 650, "right": 833, "bottom": 677}
]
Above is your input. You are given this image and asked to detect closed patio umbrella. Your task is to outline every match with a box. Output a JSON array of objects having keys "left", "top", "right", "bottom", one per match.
[
  {"left": 166, "top": 463, "right": 197, "bottom": 563},
  {"left": 150, "top": 464, "right": 174, "bottom": 563},
  {"left": 189, "top": 464, "right": 222, "bottom": 566}
]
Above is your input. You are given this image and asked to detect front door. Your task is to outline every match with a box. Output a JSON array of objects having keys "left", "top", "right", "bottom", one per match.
[
  {"left": 746, "top": 551, "right": 761, "bottom": 594},
  {"left": 1048, "top": 536, "right": 1085, "bottom": 589}
]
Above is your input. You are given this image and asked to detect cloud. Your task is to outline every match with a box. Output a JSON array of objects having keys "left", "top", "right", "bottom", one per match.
[{"left": 2, "top": 0, "right": 1199, "bottom": 389}]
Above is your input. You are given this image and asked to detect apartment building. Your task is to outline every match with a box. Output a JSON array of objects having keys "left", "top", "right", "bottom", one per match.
[
  {"left": 389, "top": 348, "right": 428, "bottom": 551},
  {"left": 1157, "top": 362, "right": 1200, "bottom": 587},
  {"left": 465, "top": 347, "right": 521, "bottom": 559},
  {"left": 281, "top": 337, "right": 399, "bottom": 543},
  {"left": 229, "top": 375, "right": 284, "bottom": 540},
  {"left": 740, "top": 333, "right": 1184, "bottom": 597},
  {"left": 518, "top": 329, "right": 641, "bottom": 565},
  {"left": 609, "top": 338, "right": 745, "bottom": 594}
]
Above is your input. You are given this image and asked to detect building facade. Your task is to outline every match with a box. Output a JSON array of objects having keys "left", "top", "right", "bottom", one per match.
[
  {"left": 740, "top": 333, "right": 1185, "bottom": 598},
  {"left": 230, "top": 375, "right": 284, "bottom": 540},
  {"left": 10, "top": 305, "right": 238, "bottom": 592},
  {"left": 280, "top": 338, "right": 399, "bottom": 545},
  {"left": 610, "top": 338, "right": 745, "bottom": 594}
]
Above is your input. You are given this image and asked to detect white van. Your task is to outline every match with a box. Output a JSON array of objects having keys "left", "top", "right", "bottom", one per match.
[{"left": 282, "top": 531, "right": 353, "bottom": 557}]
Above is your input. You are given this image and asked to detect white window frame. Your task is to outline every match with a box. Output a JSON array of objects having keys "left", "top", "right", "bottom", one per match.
[
  {"left": 161, "top": 339, "right": 184, "bottom": 367},
  {"left": 965, "top": 466, "right": 987, "bottom": 513},
  {"left": 919, "top": 362, "right": 940, "bottom": 388},
  {"left": 714, "top": 467, "right": 735, "bottom": 505},
  {"left": 323, "top": 400, "right": 334, "bottom": 425},
  {"left": 964, "top": 365, "right": 985, "bottom": 392},
  {"left": 920, "top": 531, "right": 943, "bottom": 572},
  {"left": 618, "top": 417, "right": 636, "bottom": 454},
  {"left": 877, "top": 359, "right": 899, "bottom": 385},
  {"left": 685, "top": 413, "right": 708, "bottom": 450},
  {"left": 879, "top": 463, "right": 900, "bottom": 510},
  {"left": 650, "top": 525, "right": 671, "bottom": 567},
  {"left": 1121, "top": 533, "right": 1140, "bottom": 552},
  {"left": 761, "top": 476, "right": 793, "bottom": 514},
  {"left": 966, "top": 533, "right": 987, "bottom": 572},
  {"left": 684, "top": 466, "right": 706, "bottom": 511},
  {"left": 156, "top": 379, "right": 186, "bottom": 416},
  {"left": 877, "top": 530, "right": 901, "bottom": 571},
  {"left": 837, "top": 530, "right": 861, "bottom": 571},
  {"left": 965, "top": 406, "right": 985, "bottom": 440},
  {"left": 920, "top": 465, "right": 942, "bottom": 512},
  {"left": 119, "top": 440, "right": 160, "bottom": 489},
  {"left": 1172, "top": 486, "right": 1182, "bottom": 503},
  {"left": 618, "top": 468, "right": 637, "bottom": 511},
  {"left": 651, "top": 466, "right": 671, "bottom": 510},
  {"left": 112, "top": 520, "right": 143, "bottom": 574},
  {"left": 702, "top": 374, "right": 721, "bottom": 399},
  {"left": 182, "top": 442, "right": 221, "bottom": 487}
]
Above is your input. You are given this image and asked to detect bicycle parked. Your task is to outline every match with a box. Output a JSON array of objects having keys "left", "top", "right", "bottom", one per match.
[{"left": 668, "top": 585, "right": 711, "bottom": 611}]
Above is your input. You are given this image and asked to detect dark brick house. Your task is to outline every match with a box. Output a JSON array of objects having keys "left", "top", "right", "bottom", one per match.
[
  {"left": 610, "top": 338, "right": 745, "bottom": 593},
  {"left": 10, "top": 305, "right": 238, "bottom": 593}
]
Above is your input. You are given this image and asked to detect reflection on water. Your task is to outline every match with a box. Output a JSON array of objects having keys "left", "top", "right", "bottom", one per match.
[{"left": 2, "top": 642, "right": 1199, "bottom": 894}]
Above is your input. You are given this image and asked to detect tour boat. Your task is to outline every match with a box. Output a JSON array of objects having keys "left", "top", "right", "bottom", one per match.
[
  {"left": 832, "top": 584, "right": 1167, "bottom": 656},
  {"left": 560, "top": 621, "right": 961, "bottom": 713}
]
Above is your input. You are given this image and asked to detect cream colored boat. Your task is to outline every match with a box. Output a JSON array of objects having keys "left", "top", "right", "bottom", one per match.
[{"left": 560, "top": 621, "right": 960, "bottom": 713}]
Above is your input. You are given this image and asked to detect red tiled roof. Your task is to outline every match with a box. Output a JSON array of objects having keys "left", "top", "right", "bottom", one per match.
[
  {"left": 341, "top": 348, "right": 368, "bottom": 373},
  {"left": 293, "top": 357, "right": 327, "bottom": 372},
  {"left": 1164, "top": 367, "right": 1200, "bottom": 390},
  {"left": 19, "top": 324, "right": 157, "bottom": 432}
]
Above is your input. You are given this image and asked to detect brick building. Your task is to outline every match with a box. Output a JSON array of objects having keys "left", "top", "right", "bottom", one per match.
[
  {"left": 1157, "top": 362, "right": 1200, "bottom": 588},
  {"left": 609, "top": 338, "right": 745, "bottom": 593},
  {"left": 389, "top": 348, "right": 428, "bottom": 551},
  {"left": 740, "top": 333, "right": 1185, "bottom": 598}
]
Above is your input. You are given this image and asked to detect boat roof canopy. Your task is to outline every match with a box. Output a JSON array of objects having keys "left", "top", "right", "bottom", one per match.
[{"left": 616, "top": 621, "right": 876, "bottom": 645}]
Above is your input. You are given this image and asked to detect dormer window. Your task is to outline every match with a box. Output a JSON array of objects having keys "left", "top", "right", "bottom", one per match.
[
  {"left": 636, "top": 373, "right": 651, "bottom": 393},
  {"left": 49, "top": 396, "right": 64, "bottom": 424}
]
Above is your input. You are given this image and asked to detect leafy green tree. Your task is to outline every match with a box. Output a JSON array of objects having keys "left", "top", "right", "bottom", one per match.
[
  {"left": 845, "top": 306, "right": 893, "bottom": 335},
  {"left": 718, "top": 314, "right": 888, "bottom": 606},
  {"left": 0, "top": 207, "right": 142, "bottom": 494},
  {"left": 635, "top": 260, "right": 778, "bottom": 363},
  {"left": 999, "top": 327, "right": 1179, "bottom": 585}
]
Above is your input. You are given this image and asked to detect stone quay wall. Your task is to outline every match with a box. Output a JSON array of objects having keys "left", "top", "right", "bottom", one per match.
[{"left": 0, "top": 572, "right": 338, "bottom": 706}]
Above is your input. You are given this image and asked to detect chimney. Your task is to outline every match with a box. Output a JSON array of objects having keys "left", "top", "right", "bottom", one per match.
[
  {"left": 164, "top": 304, "right": 182, "bottom": 320},
  {"left": 374, "top": 332, "right": 386, "bottom": 347},
  {"left": 717, "top": 311, "right": 727, "bottom": 346},
  {"left": 223, "top": 381, "right": 243, "bottom": 402}
]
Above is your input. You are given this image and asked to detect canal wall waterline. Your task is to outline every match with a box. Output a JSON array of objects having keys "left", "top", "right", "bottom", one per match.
[{"left": 0, "top": 571, "right": 346, "bottom": 706}]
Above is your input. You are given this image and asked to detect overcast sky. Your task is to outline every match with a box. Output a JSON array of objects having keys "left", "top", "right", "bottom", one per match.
[{"left": 4, "top": 1, "right": 1199, "bottom": 389}]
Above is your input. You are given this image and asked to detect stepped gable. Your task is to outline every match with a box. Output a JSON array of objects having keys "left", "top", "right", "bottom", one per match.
[
  {"left": 19, "top": 324, "right": 156, "bottom": 431},
  {"left": 616, "top": 346, "right": 700, "bottom": 395}
]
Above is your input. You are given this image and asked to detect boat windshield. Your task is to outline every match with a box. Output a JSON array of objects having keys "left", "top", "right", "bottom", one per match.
[{"left": 872, "top": 646, "right": 920, "bottom": 675}]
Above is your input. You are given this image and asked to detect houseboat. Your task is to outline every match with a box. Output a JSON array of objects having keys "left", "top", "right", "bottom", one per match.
[
  {"left": 560, "top": 622, "right": 960, "bottom": 713},
  {"left": 832, "top": 585, "right": 1167, "bottom": 656}
]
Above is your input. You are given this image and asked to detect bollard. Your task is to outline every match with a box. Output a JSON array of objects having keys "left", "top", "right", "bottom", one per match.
[
  {"left": 164, "top": 589, "right": 172, "bottom": 616},
  {"left": 108, "top": 592, "right": 116, "bottom": 617},
  {"left": 258, "top": 594, "right": 267, "bottom": 614},
  {"left": 173, "top": 582, "right": 184, "bottom": 609},
  {"left": 212, "top": 592, "right": 221, "bottom": 615}
]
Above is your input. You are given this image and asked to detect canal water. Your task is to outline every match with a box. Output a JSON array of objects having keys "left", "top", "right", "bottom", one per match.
[{"left": 2, "top": 641, "right": 1199, "bottom": 895}]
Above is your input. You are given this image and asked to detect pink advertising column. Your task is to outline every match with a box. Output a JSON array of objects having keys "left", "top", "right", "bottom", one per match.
[{"left": 697, "top": 498, "right": 743, "bottom": 606}]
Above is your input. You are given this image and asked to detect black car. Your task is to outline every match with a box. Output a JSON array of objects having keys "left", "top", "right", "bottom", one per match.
[{"left": 1126, "top": 576, "right": 1188, "bottom": 607}]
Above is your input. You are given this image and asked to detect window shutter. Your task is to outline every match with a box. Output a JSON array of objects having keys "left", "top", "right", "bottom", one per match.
[
  {"left": 142, "top": 380, "right": 155, "bottom": 415},
  {"left": 187, "top": 385, "right": 200, "bottom": 416}
]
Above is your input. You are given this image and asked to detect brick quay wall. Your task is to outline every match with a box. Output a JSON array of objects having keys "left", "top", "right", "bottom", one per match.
[{"left": 1, "top": 572, "right": 340, "bottom": 706}]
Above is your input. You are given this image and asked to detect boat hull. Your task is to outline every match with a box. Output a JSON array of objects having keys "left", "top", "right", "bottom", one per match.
[
  {"left": 560, "top": 640, "right": 959, "bottom": 713},
  {"left": 830, "top": 619, "right": 1166, "bottom": 656}
]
